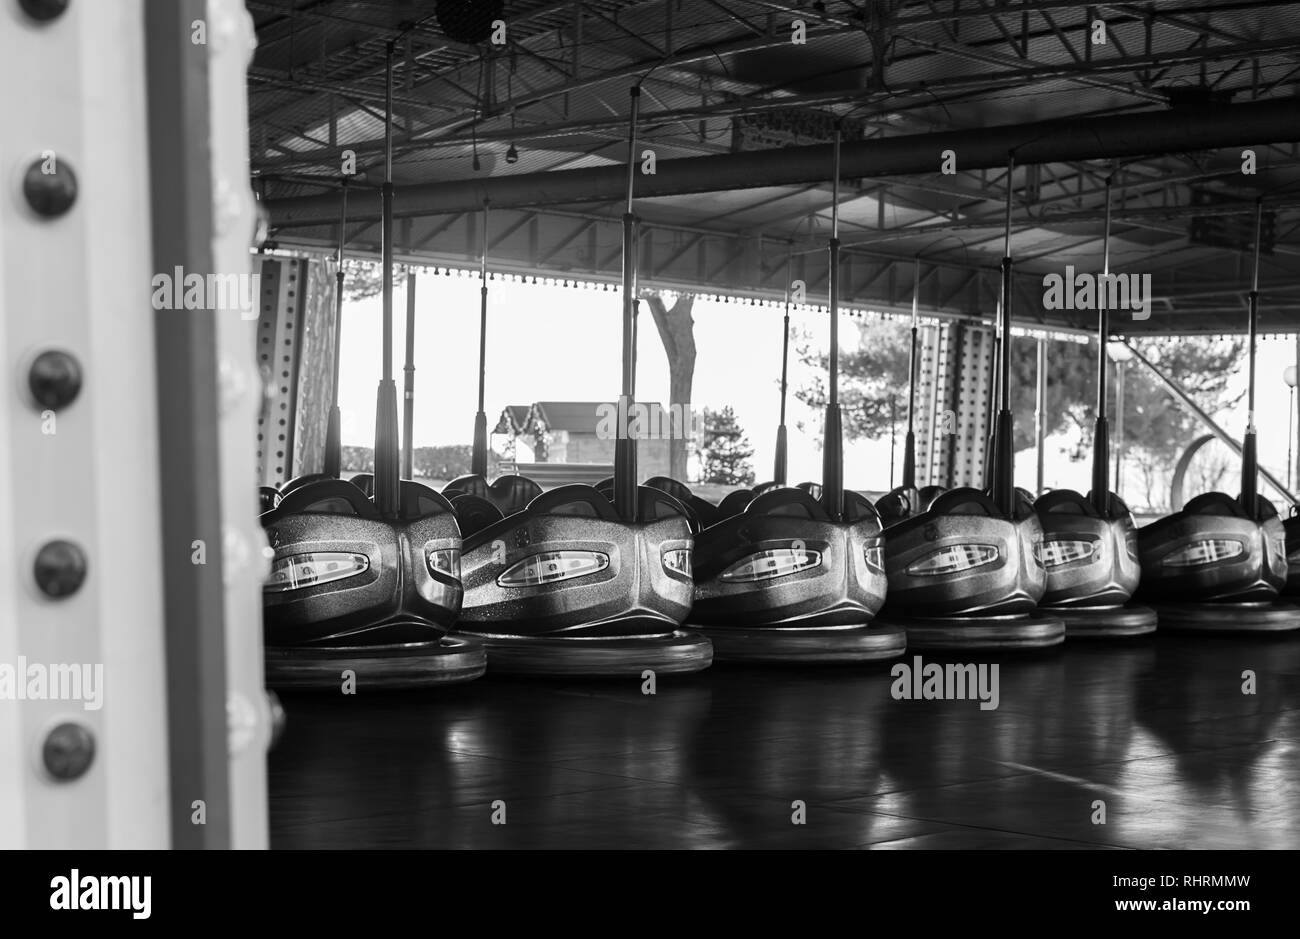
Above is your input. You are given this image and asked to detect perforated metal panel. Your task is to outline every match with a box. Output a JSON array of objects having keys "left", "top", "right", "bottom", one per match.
[
  {"left": 255, "top": 256, "right": 302, "bottom": 486},
  {"left": 254, "top": 255, "right": 335, "bottom": 486},
  {"left": 294, "top": 258, "right": 338, "bottom": 478},
  {"left": 953, "top": 325, "right": 996, "bottom": 488},
  {"left": 915, "top": 323, "right": 942, "bottom": 487},
  {"left": 915, "top": 321, "right": 995, "bottom": 488}
]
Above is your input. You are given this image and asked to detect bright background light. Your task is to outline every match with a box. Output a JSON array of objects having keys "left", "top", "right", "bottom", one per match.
[{"left": 336, "top": 271, "right": 1297, "bottom": 497}]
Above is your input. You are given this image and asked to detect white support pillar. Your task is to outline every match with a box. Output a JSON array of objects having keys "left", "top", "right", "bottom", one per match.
[
  {"left": 207, "top": 0, "right": 272, "bottom": 851},
  {"left": 1, "top": 0, "right": 270, "bottom": 849},
  {"left": 2, "top": 0, "right": 170, "bottom": 848}
]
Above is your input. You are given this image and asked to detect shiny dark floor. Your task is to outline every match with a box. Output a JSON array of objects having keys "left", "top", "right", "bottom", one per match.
[{"left": 269, "top": 633, "right": 1300, "bottom": 849}]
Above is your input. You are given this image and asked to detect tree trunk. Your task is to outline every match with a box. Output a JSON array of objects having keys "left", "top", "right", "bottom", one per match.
[
  {"left": 643, "top": 293, "right": 696, "bottom": 483},
  {"left": 293, "top": 258, "right": 338, "bottom": 477}
]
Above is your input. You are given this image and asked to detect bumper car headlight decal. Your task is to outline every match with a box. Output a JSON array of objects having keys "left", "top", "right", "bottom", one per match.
[
  {"left": 720, "top": 547, "right": 822, "bottom": 583},
  {"left": 498, "top": 550, "right": 610, "bottom": 587},
  {"left": 906, "top": 544, "right": 998, "bottom": 576},
  {"left": 265, "top": 552, "right": 369, "bottom": 593},
  {"left": 1162, "top": 539, "right": 1245, "bottom": 569},
  {"left": 1038, "top": 538, "right": 1099, "bottom": 568},
  {"left": 662, "top": 548, "right": 692, "bottom": 575},
  {"left": 426, "top": 547, "right": 462, "bottom": 579}
]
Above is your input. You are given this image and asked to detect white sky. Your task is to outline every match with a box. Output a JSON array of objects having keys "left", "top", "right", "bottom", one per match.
[{"left": 335, "top": 270, "right": 1299, "bottom": 501}]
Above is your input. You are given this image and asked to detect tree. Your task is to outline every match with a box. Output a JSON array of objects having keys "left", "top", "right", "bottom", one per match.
[
  {"left": 1007, "top": 338, "right": 1097, "bottom": 452},
  {"left": 411, "top": 445, "right": 499, "bottom": 480},
  {"left": 642, "top": 291, "right": 697, "bottom": 482},
  {"left": 795, "top": 318, "right": 911, "bottom": 440},
  {"left": 797, "top": 320, "right": 1094, "bottom": 449},
  {"left": 701, "top": 406, "right": 755, "bottom": 486},
  {"left": 341, "top": 261, "right": 408, "bottom": 302},
  {"left": 1114, "top": 338, "right": 1244, "bottom": 512},
  {"left": 797, "top": 316, "right": 1243, "bottom": 511},
  {"left": 1004, "top": 335, "right": 1243, "bottom": 511},
  {"left": 1189, "top": 447, "right": 1235, "bottom": 495},
  {"left": 340, "top": 445, "right": 373, "bottom": 473},
  {"left": 336, "top": 443, "right": 498, "bottom": 480}
]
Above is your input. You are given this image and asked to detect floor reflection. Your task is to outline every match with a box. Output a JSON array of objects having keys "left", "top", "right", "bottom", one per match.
[{"left": 269, "top": 633, "right": 1300, "bottom": 849}]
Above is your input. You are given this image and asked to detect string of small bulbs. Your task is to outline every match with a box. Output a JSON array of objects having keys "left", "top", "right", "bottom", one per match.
[{"left": 332, "top": 258, "right": 1295, "bottom": 342}]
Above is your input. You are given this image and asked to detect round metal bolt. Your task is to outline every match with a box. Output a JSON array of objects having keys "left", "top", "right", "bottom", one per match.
[
  {"left": 267, "top": 690, "right": 287, "bottom": 750},
  {"left": 212, "top": 176, "right": 241, "bottom": 236},
  {"left": 19, "top": 0, "right": 69, "bottom": 22},
  {"left": 257, "top": 541, "right": 275, "bottom": 580},
  {"left": 23, "top": 157, "right": 77, "bottom": 217},
  {"left": 28, "top": 349, "right": 82, "bottom": 410},
  {"left": 210, "top": 9, "right": 235, "bottom": 49},
  {"left": 227, "top": 692, "right": 257, "bottom": 755},
  {"left": 217, "top": 357, "right": 248, "bottom": 415},
  {"left": 252, "top": 202, "right": 271, "bottom": 249},
  {"left": 222, "top": 526, "right": 250, "bottom": 586},
  {"left": 43, "top": 722, "right": 95, "bottom": 780},
  {"left": 34, "top": 539, "right": 87, "bottom": 598}
]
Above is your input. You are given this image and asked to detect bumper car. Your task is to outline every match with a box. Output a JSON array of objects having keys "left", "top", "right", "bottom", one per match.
[
  {"left": 1133, "top": 202, "right": 1300, "bottom": 634},
  {"left": 454, "top": 483, "right": 709, "bottom": 674},
  {"left": 875, "top": 173, "right": 1064, "bottom": 650},
  {"left": 1035, "top": 490, "right": 1155, "bottom": 635},
  {"left": 876, "top": 487, "right": 1062, "bottom": 649},
  {"left": 1032, "top": 179, "right": 1155, "bottom": 637},
  {"left": 261, "top": 479, "right": 483, "bottom": 688},
  {"left": 258, "top": 73, "right": 484, "bottom": 689},
  {"left": 1136, "top": 492, "right": 1296, "bottom": 631},
  {"left": 686, "top": 486, "right": 901, "bottom": 663},
  {"left": 448, "top": 87, "right": 711, "bottom": 676},
  {"left": 677, "top": 129, "right": 903, "bottom": 664},
  {"left": 1284, "top": 512, "right": 1300, "bottom": 595}
]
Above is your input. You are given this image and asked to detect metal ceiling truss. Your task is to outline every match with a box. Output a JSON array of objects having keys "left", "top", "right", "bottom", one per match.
[
  {"left": 249, "top": 1, "right": 1300, "bottom": 335},
  {"left": 250, "top": 0, "right": 1300, "bottom": 175},
  {"left": 265, "top": 203, "right": 1300, "bottom": 335}
]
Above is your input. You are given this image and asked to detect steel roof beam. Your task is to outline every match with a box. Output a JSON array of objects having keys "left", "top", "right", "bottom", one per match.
[{"left": 268, "top": 95, "right": 1300, "bottom": 226}]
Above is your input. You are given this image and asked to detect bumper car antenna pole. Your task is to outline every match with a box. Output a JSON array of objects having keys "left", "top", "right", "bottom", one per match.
[
  {"left": 821, "top": 127, "right": 844, "bottom": 522},
  {"left": 903, "top": 256, "right": 919, "bottom": 491},
  {"left": 472, "top": 201, "right": 491, "bottom": 477},
  {"left": 1243, "top": 199, "right": 1263, "bottom": 517},
  {"left": 775, "top": 246, "right": 793, "bottom": 485},
  {"left": 324, "top": 179, "right": 348, "bottom": 479},
  {"left": 372, "top": 40, "right": 401, "bottom": 517},
  {"left": 614, "top": 86, "right": 642, "bottom": 522},
  {"left": 990, "top": 152, "right": 1017, "bottom": 516},
  {"left": 983, "top": 298, "right": 1001, "bottom": 490},
  {"left": 1090, "top": 175, "right": 1114, "bottom": 515},
  {"left": 402, "top": 228, "right": 417, "bottom": 480}
]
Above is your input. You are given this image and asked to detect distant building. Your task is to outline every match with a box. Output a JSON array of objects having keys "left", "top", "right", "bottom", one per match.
[
  {"left": 492, "top": 405, "right": 533, "bottom": 461},
  {"left": 495, "top": 401, "right": 700, "bottom": 480}
]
